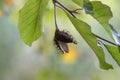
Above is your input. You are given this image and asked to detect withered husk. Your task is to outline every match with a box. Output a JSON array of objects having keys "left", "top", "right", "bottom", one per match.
[
  {"left": 54, "top": 29, "right": 77, "bottom": 53},
  {"left": 55, "top": 29, "right": 77, "bottom": 44}
]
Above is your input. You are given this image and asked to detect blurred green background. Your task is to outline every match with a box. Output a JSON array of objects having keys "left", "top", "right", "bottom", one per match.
[{"left": 0, "top": 0, "right": 120, "bottom": 80}]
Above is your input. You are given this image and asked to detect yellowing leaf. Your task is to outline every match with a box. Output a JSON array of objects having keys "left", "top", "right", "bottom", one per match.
[{"left": 4, "top": 0, "right": 13, "bottom": 8}]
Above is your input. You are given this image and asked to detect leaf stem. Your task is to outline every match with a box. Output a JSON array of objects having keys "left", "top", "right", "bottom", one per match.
[
  {"left": 93, "top": 33, "right": 117, "bottom": 46},
  {"left": 53, "top": 0, "right": 59, "bottom": 30},
  {"left": 54, "top": 0, "right": 76, "bottom": 18}
]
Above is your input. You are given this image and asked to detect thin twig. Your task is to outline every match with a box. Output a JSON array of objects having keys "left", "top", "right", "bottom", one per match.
[
  {"left": 93, "top": 33, "right": 117, "bottom": 46},
  {"left": 55, "top": 0, "right": 76, "bottom": 18},
  {"left": 53, "top": 0, "right": 59, "bottom": 30}
]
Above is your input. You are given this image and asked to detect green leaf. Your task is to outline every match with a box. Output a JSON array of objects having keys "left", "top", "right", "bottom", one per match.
[
  {"left": 72, "top": 0, "right": 113, "bottom": 38},
  {"left": 72, "top": 0, "right": 83, "bottom": 7},
  {"left": 67, "top": 14, "right": 113, "bottom": 69},
  {"left": 91, "top": 1, "right": 113, "bottom": 38},
  {"left": 104, "top": 45, "right": 120, "bottom": 66},
  {"left": 19, "top": 0, "right": 49, "bottom": 46}
]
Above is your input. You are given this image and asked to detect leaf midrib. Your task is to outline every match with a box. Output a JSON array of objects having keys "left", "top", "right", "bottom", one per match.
[{"left": 33, "top": 0, "right": 43, "bottom": 40}]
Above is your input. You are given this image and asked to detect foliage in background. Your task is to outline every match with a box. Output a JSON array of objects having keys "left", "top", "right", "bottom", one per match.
[
  {"left": 0, "top": 0, "right": 13, "bottom": 16},
  {"left": 0, "top": 0, "right": 3, "bottom": 9}
]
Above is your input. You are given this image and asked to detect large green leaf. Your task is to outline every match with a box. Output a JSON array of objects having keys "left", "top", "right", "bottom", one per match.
[
  {"left": 104, "top": 45, "right": 120, "bottom": 66},
  {"left": 67, "top": 14, "right": 113, "bottom": 69},
  {"left": 19, "top": 0, "right": 49, "bottom": 46},
  {"left": 91, "top": 1, "right": 113, "bottom": 38}
]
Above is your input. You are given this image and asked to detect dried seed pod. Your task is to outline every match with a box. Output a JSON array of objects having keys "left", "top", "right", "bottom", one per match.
[
  {"left": 54, "top": 39, "right": 69, "bottom": 53},
  {"left": 54, "top": 29, "right": 77, "bottom": 44},
  {"left": 54, "top": 29, "right": 77, "bottom": 53}
]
